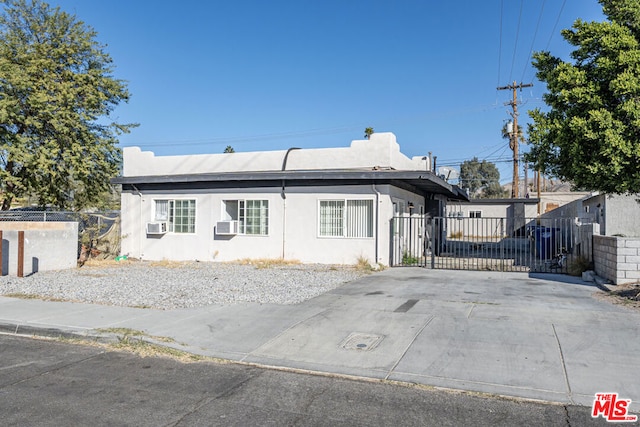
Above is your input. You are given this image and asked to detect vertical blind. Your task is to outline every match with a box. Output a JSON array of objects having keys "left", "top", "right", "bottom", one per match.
[
  {"left": 346, "top": 200, "right": 373, "bottom": 238},
  {"left": 320, "top": 200, "right": 373, "bottom": 238}
]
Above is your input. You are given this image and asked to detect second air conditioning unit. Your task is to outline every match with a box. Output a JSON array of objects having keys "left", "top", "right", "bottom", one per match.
[{"left": 216, "top": 220, "right": 239, "bottom": 235}]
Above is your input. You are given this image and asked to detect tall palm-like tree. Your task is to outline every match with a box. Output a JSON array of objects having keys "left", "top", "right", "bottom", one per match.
[
  {"left": 364, "top": 127, "right": 374, "bottom": 139},
  {"left": 501, "top": 122, "right": 525, "bottom": 149}
]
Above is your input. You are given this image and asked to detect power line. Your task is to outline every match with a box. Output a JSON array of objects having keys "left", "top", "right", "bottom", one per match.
[
  {"left": 497, "top": 0, "right": 504, "bottom": 88},
  {"left": 119, "top": 103, "right": 504, "bottom": 149},
  {"left": 521, "top": 0, "right": 546, "bottom": 83},
  {"left": 508, "top": 0, "right": 525, "bottom": 83},
  {"left": 436, "top": 155, "right": 516, "bottom": 168},
  {"left": 470, "top": 141, "right": 507, "bottom": 158},
  {"left": 119, "top": 125, "right": 361, "bottom": 148},
  {"left": 545, "top": 0, "right": 567, "bottom": 51},
  {"left": 458, "top": 144, "right": 511, "bottom": 167}
]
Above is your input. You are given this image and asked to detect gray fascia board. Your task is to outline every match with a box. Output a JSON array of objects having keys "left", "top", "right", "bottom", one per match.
[
  {"left": 112, "top": 170, "right": 468, "bottom": 200},
  {"left": 113, "top": 170, "right": 441, "bottom": 184}
]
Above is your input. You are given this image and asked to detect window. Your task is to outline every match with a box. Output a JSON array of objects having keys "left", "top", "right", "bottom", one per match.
[
  {"left": 319, "top": 199, "right": 373, "bottom": 238},
  {"left": 222, "top": 199, "right": 269, "bottom": 235},
  {"left": 154, "top": 199, "right": 196, "bottom": 233},
  {"left": 244, "top": 200, "right": 269, "bottom": 235},
  {"left": 154, "top": 200, "right": 169, "bottom": 221},
  {"left": 319, "top": 200, "right": 344, "bottom": 237},
  {"left": 469, "top": 211, "right": 482, "bottom": 218}
]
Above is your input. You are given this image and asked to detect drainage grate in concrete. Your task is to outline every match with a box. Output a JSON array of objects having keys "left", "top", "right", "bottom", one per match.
[{"left": 341, "top": 332, "right": 384, "bottom": 351}]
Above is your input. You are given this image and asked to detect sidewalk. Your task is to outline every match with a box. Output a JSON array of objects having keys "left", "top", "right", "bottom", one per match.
[{"left": 1, "top": 268, "right": 639, "bottom": 412}]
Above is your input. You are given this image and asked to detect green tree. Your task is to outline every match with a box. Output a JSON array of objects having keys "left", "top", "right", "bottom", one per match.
[
  {"left": 459, "top": 157, "right": 506, "bottom": 199},
  {"left": 223, "top": 145, "right": 235, "bottom": 153},
  {"left": 364, "top": 127, "right": 374, "bottom": 139},
  {"left": 0, "top": 0, "right": 135, "bottom": 210},
  {"left": 526, "top": 0, "right": 640, "bottom": 194}
]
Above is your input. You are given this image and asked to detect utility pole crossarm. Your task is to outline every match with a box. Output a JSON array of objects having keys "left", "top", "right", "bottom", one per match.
[
  {"left": 496, "top": 82, "right": 534, "bottom": 91},
  {"left": 497, "top": 81, "right": 533, "bottom": 199}
]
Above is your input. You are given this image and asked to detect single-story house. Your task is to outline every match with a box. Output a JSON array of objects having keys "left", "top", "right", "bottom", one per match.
[
  {"left": 113, "top": 133, "right": 469, "bottom": 266},
  {"left": 447, "top": 198, "right": 540, "bottom": 220},
  {"left": 440, "top": 198, "right": 541, "bottom": 241},
  {"left": 447, "top": 191, "right": 592, "bottom": 220}
]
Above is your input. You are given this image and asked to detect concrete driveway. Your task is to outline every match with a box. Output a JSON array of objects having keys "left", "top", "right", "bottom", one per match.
[
  {"left": 1, "top": 267, "right": 639, "bottom": 413},
  {"left": 240, "top": 268, "right": 640, "bottom": 411}
]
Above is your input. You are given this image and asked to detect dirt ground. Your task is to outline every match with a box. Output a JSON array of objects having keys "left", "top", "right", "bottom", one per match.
[{"left": 595, "top": 283, "right": 640, "bottom": 311}]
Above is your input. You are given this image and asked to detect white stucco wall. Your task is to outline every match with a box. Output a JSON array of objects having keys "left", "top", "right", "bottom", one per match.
[
  {"left": 605, "top": 195, "right": 640, "bottom": 237},
  {"left": 121, "top": 188, "right": 283, "bottom": 262},
  {"left": 120, "top": 184, "right": 426, "bottom": 266},
  {"left": 582, "top": 194, "right": 640, "bottom": 237},
  {"left": 122, "top": 132, "right": 431, "bottom": 177}
]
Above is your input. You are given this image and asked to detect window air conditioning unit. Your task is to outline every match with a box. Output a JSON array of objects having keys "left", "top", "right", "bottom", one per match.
[
  {"left": 216, "top": 220, "right": 238, "bottom": 235},
  {"left": 146, "top": 222, "right": 168, "bottom": 235}
]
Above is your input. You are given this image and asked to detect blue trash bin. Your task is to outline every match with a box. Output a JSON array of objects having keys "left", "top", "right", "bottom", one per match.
[{"left": 534, "top": 226, "right": 557, "bottom": 259}]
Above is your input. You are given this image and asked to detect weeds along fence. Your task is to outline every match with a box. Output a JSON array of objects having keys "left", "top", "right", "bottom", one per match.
[{"left": 0, "top": 210, "right": 121, "bottom": 259}]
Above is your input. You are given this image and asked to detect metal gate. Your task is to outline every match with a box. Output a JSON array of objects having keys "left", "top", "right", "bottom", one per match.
[
  {"left": 390, "top": 215, "right": 428, "bottom": 267},
  {"left": 390, "top": 216, "right": 593, "bottom": 273}
]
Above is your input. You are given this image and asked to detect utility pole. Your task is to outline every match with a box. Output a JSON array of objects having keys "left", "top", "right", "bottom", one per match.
[
  {"left": 536, "top": 170, "right": 541, "bottom": 215},
  {"left": 497, "top": 81, "right": 533, "bottom": 198},
  {"left": 523, "top": 163, "right": 529, "bottom": 197}
]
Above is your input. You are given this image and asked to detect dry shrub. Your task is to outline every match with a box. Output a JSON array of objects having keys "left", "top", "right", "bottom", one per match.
[
  {"left": 148, "top": 259, "right": 192, "bottom": 268},
  {"left": 234, "top": 258, "right": 301, "bottom": 269}
]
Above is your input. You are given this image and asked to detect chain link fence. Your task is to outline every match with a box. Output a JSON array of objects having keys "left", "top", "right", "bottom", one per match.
[{"left": 0, "top": 210, "right": 121, "bottom": 260}]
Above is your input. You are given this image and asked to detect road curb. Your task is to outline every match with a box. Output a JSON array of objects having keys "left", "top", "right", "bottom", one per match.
[{"left": 0, "top": 322, "right": 113, "bottom": 343}]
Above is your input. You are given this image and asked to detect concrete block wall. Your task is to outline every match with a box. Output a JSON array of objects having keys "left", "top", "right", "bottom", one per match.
[
  {"left": 0, "top": 222, "right": 78, "bottom": 276},
  {"left": 593, "top": 235, "right": 640, "bottom": 285}
]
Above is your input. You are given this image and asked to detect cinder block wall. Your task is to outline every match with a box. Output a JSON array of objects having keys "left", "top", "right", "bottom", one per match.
[
  {"left": 0, "top": 222, "right": 78, "bottom": 276},
  {"left": 593, "top": 235, "right": 640, "bottom": 285}
]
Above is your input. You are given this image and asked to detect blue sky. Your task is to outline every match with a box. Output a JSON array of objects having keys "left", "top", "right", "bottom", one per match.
[{"left": 47, "top": 0, "right": 605, "bottom": 184}]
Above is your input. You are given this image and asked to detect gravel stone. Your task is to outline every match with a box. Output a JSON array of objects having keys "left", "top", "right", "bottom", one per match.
[{"left": 0, "top": 262, "right": 370, "bottom": 309}]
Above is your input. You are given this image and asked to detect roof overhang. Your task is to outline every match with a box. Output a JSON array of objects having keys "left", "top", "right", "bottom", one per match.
[{"left": 112, "top": 169, "right": 470, "bottom": 201}]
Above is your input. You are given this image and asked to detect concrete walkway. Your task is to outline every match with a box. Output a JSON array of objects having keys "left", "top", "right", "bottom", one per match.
[{"left": 1, "top": 268, "right": 639, "bottom": 412}]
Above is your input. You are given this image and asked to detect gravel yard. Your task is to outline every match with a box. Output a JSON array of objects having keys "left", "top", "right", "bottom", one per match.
[{"left": 0, "top": 261, "right": 370, "bottom": 309}]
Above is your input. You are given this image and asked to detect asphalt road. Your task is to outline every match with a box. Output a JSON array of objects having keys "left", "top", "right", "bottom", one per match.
[{"left": 0, "top": 335, "right": 613, "bottom": 427}]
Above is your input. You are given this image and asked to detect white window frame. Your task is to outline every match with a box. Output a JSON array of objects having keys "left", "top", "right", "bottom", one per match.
[
  {"left": 469, "top": 210, "right": 482, "bottom": 219},
  {"left": 221, "top": 199, "right": 269, "bottom": 236},
  {"left": 153, "top": 199, "right": 196, "bottom": 234},
  {"left": 318, "top": 198, "right": 374, "bottom": 238}
]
